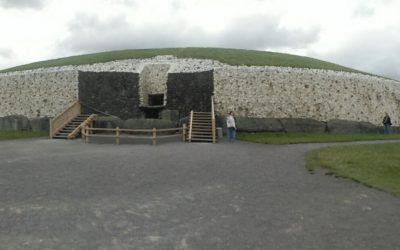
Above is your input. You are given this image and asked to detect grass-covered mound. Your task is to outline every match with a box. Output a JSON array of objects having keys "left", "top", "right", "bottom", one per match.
[{"left": 0, "top": 47, "right": 364, "bottom": 74}]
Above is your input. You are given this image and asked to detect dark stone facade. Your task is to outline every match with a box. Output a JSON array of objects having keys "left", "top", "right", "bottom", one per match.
[
  {"left": 166, "top": 70, "right": 214, "bottom": 118},
  {"left": 78, "top": 71, "right": 141, "bottom": 120},
  {"left": 78, "top": 70, "right": 213, "bottom": 121}
]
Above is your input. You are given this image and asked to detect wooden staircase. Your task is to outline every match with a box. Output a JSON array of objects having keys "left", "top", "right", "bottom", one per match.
[
  {"left": 188, "top": 112, "right": 214, "bottom": 142},
  {"left": 52, "top": 114, "right": 96, "bottom": 139}
]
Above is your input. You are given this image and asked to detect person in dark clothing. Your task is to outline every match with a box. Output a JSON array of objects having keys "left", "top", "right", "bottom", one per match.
[{"left": 382, "top": 112, "right": 392, "bottom": 134}]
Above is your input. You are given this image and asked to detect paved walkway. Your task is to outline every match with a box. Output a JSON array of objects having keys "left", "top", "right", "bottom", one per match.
[{"left": 0, "top": 138, "right": 399, "bottom": 250}]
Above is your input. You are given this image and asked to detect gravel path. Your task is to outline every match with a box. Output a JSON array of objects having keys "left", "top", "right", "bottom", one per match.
[{"left": 0, "top": 138, "right": 399, "bottom": 250}]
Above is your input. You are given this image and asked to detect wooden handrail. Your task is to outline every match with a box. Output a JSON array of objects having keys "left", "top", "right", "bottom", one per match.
[
  {"left": 67, "top": 114, "right": 97, "bottom": 139},
  {"left": 49, "top": 100, "right": 81, "bottom": 138},
  {"left": 188, "top": 110, "right": 194, "bottom": 142},
  {"left": 211, "top": 96, "right": 216, "bottom": 144},
  {"left": 81, "top": 125, "right": 185, "bottom": 145},
  {"left": 83, "top": 127, "right": 183, "bottom": 133}
]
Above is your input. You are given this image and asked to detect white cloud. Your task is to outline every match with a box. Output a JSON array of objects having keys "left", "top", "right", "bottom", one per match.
[
  {"left": 216, "top": 14, "right": 319, "bottom": 50},
  {"left": 57, "top": 11, "right": 319, "bottom": 56},
  {"left": 0, "top": 0, "right": 46, "bottom": 9},
  {"left": 319, "top": 28, "right": 400, "bottom": 80},
  {"left": 0, "top": 48, "right": 13, "bottom": 58},
  {"left": 0, "top": 0, "right": 399, "bottom": 80}
]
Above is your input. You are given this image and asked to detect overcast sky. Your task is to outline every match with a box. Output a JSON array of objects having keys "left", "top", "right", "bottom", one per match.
[{"left": 0, "top": 0, "right": 399, "bottom": 80}]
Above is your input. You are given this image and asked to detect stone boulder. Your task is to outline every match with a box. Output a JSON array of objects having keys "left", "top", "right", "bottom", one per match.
[
  {"left": 279, "top": 118, "right": 327, "bottom": 133},
  {"left": 94, "top": 116, "right": 124, "bottom": 128},
  {"left": 236, "top": 117, "right": 284, "bottom": 132},
  {"left": 0, "top": 115, "right": 30, "bottom": 131},
  {"left": 327, "top": 119, "right": 381, "bottom": 133},
  {"left": 160, "top": 109, "right": 180, "bottom": 122},
  {"left": 123, "top": 119, "right": 177, "bottom": 129},
  {"left": 29, "top": 117, "right": 50, "bottom": 131}
]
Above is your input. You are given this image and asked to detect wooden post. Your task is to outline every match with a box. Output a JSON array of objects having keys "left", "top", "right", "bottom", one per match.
[
  {"left": 182, "top": 124, "right": 186, "bottom": 141},
  {"left": 49, "top": 118, "right": 53, "bottom": 139},
  {"left": 212, "top": 118, "right": 216, "bottom": 144},
  {"left": 116, "top": 127, "right": 120, "bottom": 145},
  {"left": 211, "top": 96, "right": 216, "bottom": 144},
  {"left": 152, "top": 128, "right": 157, "bottom": 145},
  {"left": 188, "top": 110, "right": 193, "bottom": 142},
  {"left": 82, "top": 126, "right": 85, "bottom": 142},
  {"left": 85, "top": 127, "right": 89, "bottom": 143}
]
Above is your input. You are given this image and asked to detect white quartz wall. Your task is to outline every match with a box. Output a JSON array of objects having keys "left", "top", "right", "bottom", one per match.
[
  {"left": 214, "top": 67, "right": 400, "bottom": 125},
  {"left": 0, "top": 71, "right": 79, "bottom": 118},
  {"left": 139, "top": 64, "right": 170, "bottom": 106},
  {"left": 1, "top": 56, "right": 399, "bottom": 125}
]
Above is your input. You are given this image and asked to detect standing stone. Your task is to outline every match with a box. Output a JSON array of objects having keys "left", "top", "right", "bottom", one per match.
[{"left": 0, "top": 115, "right": 30, "bottom": 131}]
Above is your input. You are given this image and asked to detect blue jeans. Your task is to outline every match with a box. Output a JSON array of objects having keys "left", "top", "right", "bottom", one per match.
[{"left": 228, "top": 127, "right": 236, "bottom": 142}]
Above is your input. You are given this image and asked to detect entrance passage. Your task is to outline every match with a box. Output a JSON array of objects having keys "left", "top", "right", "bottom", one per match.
[
  {"left": 144, "top": 108, "right": 161, "bottom": 119},
  {"left": 148, "top": 94, "right": 164, "bottom": 106},
  {"left": 141, "top": 94, "right": 165, "bottom": 118}
]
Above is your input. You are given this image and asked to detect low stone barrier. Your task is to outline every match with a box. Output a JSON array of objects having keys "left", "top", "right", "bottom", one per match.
[
  {"left": 0, "top": 116, "right": 49, "bottom": 131},
  {"left": 223, "top": 117, "right": 391, "bottom": 134}
]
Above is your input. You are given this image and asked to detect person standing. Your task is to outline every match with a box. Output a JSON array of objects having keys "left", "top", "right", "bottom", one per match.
[
  {"left": 382, "top": 112, "right": 392, "bottom": 134},
  {"left": 226, "top": 111, "right": 236, "bottom": 142}
]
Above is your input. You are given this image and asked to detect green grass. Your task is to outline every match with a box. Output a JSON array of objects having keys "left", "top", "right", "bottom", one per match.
[
  {"left": 306, "top": 143, "right": 400, "bottom": 196},
  {"left": 0, "top": 131, "right": 48, "bottom": 140},
  {"left": 237, "top": 132, "right": 400, "bottom": 144},
  {"left": 0, "top": 47, "right": 365, "bottom": 74}
]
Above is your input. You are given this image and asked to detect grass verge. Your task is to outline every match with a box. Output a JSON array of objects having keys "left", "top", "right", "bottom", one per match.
[
  {"left": 0, "top": 131, "right": 48, "bottom": 140},
  {"left": 237, "top": 132, "right": 400, "bottom": 144},
  {"left": 306, "top": 142, "right": 400, "bottom": 196}
]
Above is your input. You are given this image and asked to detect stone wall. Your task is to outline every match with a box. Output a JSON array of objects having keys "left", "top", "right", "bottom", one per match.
[
  {"left": 78, "top": 71, "right": 140, "bottom": 120},
  {"left": 1, "top": 56, "right": 400, "bottom": 128},
  {"left": 166, "top": 70, "right": 214, "bottom": 117},
  {"left": 0, "top": 70, "right": 79, "bottom": 118},
  {"left": 214, "top": 67, "right": 400, "bottom": 126},
  {"left": 139, "top": 64, "right": 170, "bottom": 106}
]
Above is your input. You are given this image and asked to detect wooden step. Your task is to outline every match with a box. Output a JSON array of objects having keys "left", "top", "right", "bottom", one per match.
[
  {"left": 192, "top": 130, "right": 212, "bottom": 133},
  {"left": 53, "top": 136, "right": 69, "bottom": 139},
  {"left": 59, "top": 130, "right": 74, "bottom": 133},
  {"left": 187, "top": 110, "right": 215, "bottom": 143},
  {"left": 192, "top": 134, "right": 212, "bottom": 137},
  {"left": 192, "top": 135, "right": 213, "bottom": 139},
  {"left": 192, "top": 121, "right": 212, "bottom": 124},
  {"left": 52, "top": 113, "right": 95, "bottom": 139},
  {"left": 193, "top": 119, "right": 211, "bottom": 122},
  {"left": 190, "top": 138, "right": 213, "bottom": 142},
  {"left": 192, "top": 127, "right": 212, "bottom": 130}
]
